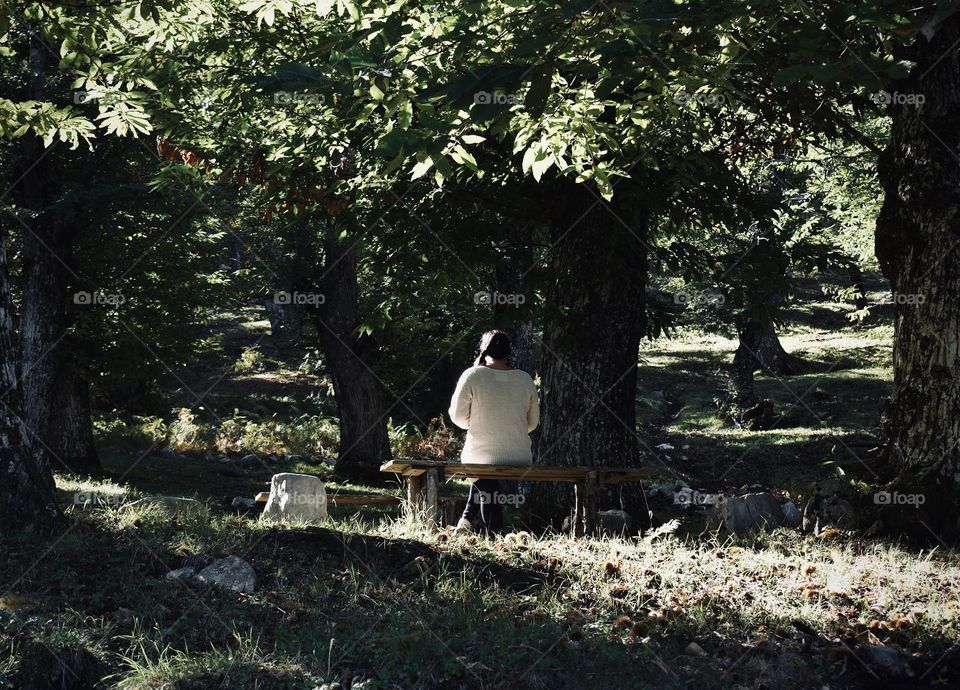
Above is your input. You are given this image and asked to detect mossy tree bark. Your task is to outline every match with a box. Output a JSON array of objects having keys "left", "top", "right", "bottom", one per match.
[
  {"left": 533, "top": 181, "right": 648, "bottom": 522},
  {"left": 312, "top": 225, "right": 392, "bottom": 481},
  {"left": 875, "top": 12, "right": 960, "bottom": 540},
  {"left": 0, "top": 226, "right": 62, "bottom": 529},
  {"left": 492, "top": 221, "right": 536, "bottom": 377}
]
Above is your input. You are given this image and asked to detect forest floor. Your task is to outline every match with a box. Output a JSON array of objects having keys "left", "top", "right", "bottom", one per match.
[{"left": 3, "top": 277, "right": 959, "bottom": 688}]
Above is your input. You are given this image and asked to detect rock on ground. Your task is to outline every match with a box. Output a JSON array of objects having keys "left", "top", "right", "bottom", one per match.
[
  {"left": 238, "top": 453, "right": 262, "bottom": 468},
  {"left": 855, "top": 644, "right": 915, "bottom": 678},
  {"left": 196, "top": 556, "right": 256, "bottom": 593},
  {"left": 599, "top": 509, "right": 633, "bottom": 534},
  {"left": 782, "top": 500, "right": 802, "bottom": 527},
  {"left": 261, "top": 473, "right": 328, "bottom": 524},
  {"left": 165, "top": 566, "right": 197, "bottom": 582},
  {"left": 802, "top": 478, "right": 858, "bottom": 534},
  {"left": 231, "top": 496, "right": 258, "bottom": 510},
  {"left": 709, "top": 492, "right": 786, "bottom": 535}
]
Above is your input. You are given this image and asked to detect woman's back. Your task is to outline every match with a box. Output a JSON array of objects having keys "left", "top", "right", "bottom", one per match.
[{"left": 449, "top": 365, "right": 539, "bottom": 465}]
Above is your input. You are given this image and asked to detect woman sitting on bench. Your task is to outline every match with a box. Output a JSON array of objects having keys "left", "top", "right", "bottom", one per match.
[{"left": 448, "top": 330, "right": 540, "bottom": 533}]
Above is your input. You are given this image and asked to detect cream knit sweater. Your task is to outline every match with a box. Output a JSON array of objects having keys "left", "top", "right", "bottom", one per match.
[{"left": 448, "top": 366, "right": 540, "bottom": 464}]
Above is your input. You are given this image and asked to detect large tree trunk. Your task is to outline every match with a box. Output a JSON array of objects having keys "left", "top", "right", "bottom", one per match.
[
  {"left": 16, "top": 134, "right": 100, "bottom": 476},
  {"left": 534, "top": 182, "right": 647, "bottom": 522},
  {"left": 492, "top": 222, "right": 535, "bottom": 377},
  {"left": 875, "top": 12, "right": 960, "bottom": 539},
  {"left": 47, "top": 370, "right": 99, "bottom": 475},
  {"left": 313, "top": 226, "right": 392, "bottom": 481},
  {"left": 0, "top": 226, "right": 61, "bottom": 529},
  {"left": 729, "top": 320, "right": 801, "bottom": 400},
  {"left": 13, "top": 34, "right": 99, "bottom": 476}
]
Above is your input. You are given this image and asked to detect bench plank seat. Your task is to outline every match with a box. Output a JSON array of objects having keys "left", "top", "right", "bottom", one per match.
[{"left": 380, "top": 459, "right": 651, "bottom": 536}]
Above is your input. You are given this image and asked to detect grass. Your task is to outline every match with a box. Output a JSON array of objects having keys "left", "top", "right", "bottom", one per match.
[
  {"left": 6, "top": 276, "right": 957, "bottom": 688},
  {"left": 1, "top": 478, "right": 958, "bottom": 689}
]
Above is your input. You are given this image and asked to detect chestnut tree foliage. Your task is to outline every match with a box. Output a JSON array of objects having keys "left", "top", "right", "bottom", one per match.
[{"left": 1, "top": 0, "right": 957, "bottom": 532}]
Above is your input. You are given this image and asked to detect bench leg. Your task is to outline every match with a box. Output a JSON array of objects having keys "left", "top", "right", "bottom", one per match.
[
  {"left": 405, "top": 470, "right": 441, "bottom": 528},
  {"left": 572, "top": 472, "right": 599, "bottom": 537},
  {"left": 582, "top": 471, "right": 599, "bottom": 536},
  {"left": 424, "top": 468, "right": 440, "bottom": 528},
  {"left": 573, "top": 481, "right": 585, "bottom": 537},
  {"left": 406, "top": 474, "right": 425, "bottom": 522}
]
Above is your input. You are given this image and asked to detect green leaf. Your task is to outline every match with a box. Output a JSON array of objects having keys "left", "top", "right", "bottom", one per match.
[
  {"left": 521, "top": 145, "right": 537, "bottom": 174},
  {"left": 411, "top": 156, "right": 433, "bottom": 179},
  {"left": 531, "top": 152, "right": 553, "bottom": 182}
]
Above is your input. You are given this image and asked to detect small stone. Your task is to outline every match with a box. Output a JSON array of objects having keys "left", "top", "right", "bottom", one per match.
[
  {"left": 231, "top": 496, "right": 257, "bottom": 510},
  {"left": 165, "top": 566, "right": 197, "bottom": 582},
  {"left": 685, "top": 641, "right": 708, "bottom": 657},
  {"left": 196, "top": 556, "right": 256, "bottom": 593},
  {"left": 216, "top": 456, "right": 232, "bottom": 464},
  {"left": 286, "top": 454, "right": 305, "bottom": 464},
  {"left": 782, "top": 501, "right": 801, "bottom": 527},
  {"left": 655, "top": 443, "right": 675, "bottom": 451},
  {"left": 113, "top": 608, "right": 135, "bottom": 626},
  {"left": 802, "top": 478, "right": 858, "bottom": 534},
  {"left": 239, "top": 454, "right": 261, "bottom": 468},
  {"left": 261, "top": 473, "right": 327, "bottom": 524},
  {"left": 709, "top": 492, "right": 786, "bottom": 535},
  {"left": 599, "top": 509, "right": 632, "bottom": 534},
  {"left": 856, "top": 644, "right": 914, "bottom": 678}
]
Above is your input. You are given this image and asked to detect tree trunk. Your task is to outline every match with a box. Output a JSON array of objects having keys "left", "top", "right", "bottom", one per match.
[
  {"left": 313, "top": 226, "right": 392, "bottom": 481},
  {"left": 0, "top": 226, "right": 61, "bottom": 529},
  {"left": 875, "top": 12, "right": 960, "bottom": 540},
  {"left": 46, "top": 370, "right": 100, "bottom": 475},
  {"left": 13, "top": 34, "right": 99, "bottom": 476},
  {"left": 492, "top": 222, "right": 536, "bottom": 377},
  {"left": 533, "top": 182, "right": 647, "bottom": 522},
  {"left": 16, "top": 133, "right": 100, "bottom": 476},
  {"left": 729, "top": 320, "right": 800, "bottom": 402}
]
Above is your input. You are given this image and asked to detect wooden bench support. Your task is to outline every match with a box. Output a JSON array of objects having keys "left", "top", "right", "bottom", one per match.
[
  {"left": 406, "top": 473, "right": 425, "bottom": 521},
  {"left": 404, "top": 469, "right": 441, "bottom": 527},
  {"left": 382, "top": 460, "right": 650, "bottom": 533},
  {"left": 424, "top": 467, "right": 440, "bottom": 527},
  {"left": 571, "top": 472, "right": 599, "bottom": 537}
]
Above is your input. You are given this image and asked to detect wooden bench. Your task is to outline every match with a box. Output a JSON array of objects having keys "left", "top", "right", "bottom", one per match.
[{"left": 380, "top": 459, "right": 651, "bottom": 536}]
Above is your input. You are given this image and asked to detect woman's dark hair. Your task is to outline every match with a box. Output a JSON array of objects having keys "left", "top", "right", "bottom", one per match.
[{"left": 475, "top": 330, "right": 511, "bottom": 366}]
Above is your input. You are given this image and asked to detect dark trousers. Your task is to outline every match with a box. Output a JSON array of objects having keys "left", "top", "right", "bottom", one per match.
[{"left": 461, "top": 479, "right": 503, "bottom": 532}]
